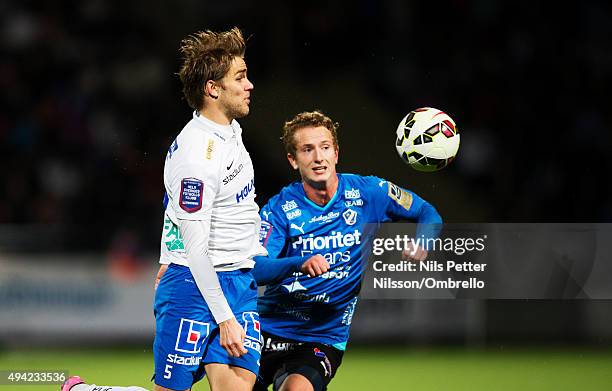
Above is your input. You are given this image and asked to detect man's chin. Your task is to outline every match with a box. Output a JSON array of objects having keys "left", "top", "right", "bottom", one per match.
[
  {"left": 304, "top": 176, "right": 328, "bottom": 190},
  {"left": 229, "top": 106, "right": 249, "bottom": 119}
]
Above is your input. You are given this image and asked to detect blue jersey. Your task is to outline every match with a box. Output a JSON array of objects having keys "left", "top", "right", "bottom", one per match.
[{"left": 256, "top": 173, "right": 442, "bottom": 349}]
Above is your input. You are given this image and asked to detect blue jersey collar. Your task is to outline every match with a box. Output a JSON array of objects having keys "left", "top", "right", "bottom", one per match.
[{"left": 300, "top": 174, "right": 343, "bottom": 211}]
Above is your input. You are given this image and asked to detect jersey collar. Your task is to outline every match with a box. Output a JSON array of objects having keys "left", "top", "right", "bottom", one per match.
[
  {"left": 192, "top": 111, "right": 238, "bottom": 140},
  {"left": 300, "top": 174, "right": 343, "bottom": 212}
]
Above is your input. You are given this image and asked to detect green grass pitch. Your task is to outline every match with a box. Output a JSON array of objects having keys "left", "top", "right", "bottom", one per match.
[{"left": 1, "top": 347, "right": 611, "bottom": 390}]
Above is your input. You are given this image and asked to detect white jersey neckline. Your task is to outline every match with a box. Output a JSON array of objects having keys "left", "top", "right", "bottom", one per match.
[{"left": 192, "top": 111, "right": 237, "bottom": 139}]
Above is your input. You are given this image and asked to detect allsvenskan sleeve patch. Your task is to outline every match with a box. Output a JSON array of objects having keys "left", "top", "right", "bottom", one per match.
[
  {"left": 259, "top": 220, "right": 273, "bottom": 247},
  {"left": 180, "top": 178, "right": 204, "bottom": 212},
  {"left": 387, "top": 182, "right": 413, "bottom": 211}
]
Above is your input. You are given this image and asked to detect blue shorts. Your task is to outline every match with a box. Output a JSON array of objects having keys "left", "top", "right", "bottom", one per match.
[{"left": 153, "top": 264, "right": 262, "bottom": 390}]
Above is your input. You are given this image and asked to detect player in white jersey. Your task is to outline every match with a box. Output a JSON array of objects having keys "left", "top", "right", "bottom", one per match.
[{"left": 63, "top": 27, "right": 267, "bottom": 391}]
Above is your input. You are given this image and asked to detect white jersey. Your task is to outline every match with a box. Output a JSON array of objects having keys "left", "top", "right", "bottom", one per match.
[{"left": 160, "top": 112, "right": 267, "bottom": 270}]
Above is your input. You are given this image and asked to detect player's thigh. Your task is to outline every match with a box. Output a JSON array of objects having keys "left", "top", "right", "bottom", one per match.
[
  {"left": 153, "top": 265, "right": 211, "bottom": 390},
  {"left": 202, "top": 270, "right": 262, "bottom": 374},
  {"left": 278, "top": 373, "right": 314, "bottom": 391},
  {"left": 205, "top": 363, "right": 256, "bottom": 391},
  {"left": 273, "top": 343, "right": 344, "bottom": 391},
  {"left": 257, "top": 333, "right": 301, "bottom": 390}
]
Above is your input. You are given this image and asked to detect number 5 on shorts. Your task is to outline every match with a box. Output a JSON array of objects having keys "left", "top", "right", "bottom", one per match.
[{"left": 164, "top": 364, "right": 173, "bottom": 379}]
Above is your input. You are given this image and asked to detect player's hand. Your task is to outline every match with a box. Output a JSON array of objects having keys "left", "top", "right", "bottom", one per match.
[
  {"left": 300, "top": 254, "right": 329, "bottom": 277},
  {"left": 219, "top": 317, "right": 248, "bottom": 357},
  {"left": 402, "top": 243, "right": 428, "bottom": 262},
  {"left": 155, "top": 264, "right": 168, "bottom": 290}
]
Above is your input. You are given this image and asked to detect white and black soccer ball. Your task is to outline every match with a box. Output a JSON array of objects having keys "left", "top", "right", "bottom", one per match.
[{"left": 395, "top": 107, "right": 460, "bottom": 172}]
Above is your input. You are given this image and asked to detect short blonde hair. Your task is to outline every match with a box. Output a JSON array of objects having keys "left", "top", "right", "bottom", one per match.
[{"left": 282, "top": 110, "right": 339, "bottom": 155}]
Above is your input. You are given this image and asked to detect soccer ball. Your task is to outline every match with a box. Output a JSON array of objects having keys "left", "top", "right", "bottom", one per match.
[{"left": 395, "top": 107, "right": 460, "bottom": 172}]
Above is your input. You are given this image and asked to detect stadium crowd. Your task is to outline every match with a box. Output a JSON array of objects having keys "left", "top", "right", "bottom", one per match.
[{"left": 1, "top": 1, "right": 610, "bottom": 253}]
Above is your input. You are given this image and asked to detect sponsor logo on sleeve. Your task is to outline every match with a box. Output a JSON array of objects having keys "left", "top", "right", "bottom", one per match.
[
  {"left": 180, "top": 178, "right": 203, "bottom": 212},
  {"left": 163, "top": 217, "right": 185, "bottom": 251},
  {"left": 166, "top": 139, "right": 178, "bottom": 160},
  {"left": 387, "top": 182, "right": 413, "bottom": 211},
  {"left": 259, "top": 220, "right": 273, "bottom": 246},
  {"left": 175, "top": 318, "right": 209, "bottom": 354}
]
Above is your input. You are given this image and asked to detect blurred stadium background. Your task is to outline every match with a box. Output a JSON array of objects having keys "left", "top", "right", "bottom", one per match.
[{"left": 1, "top": 1, "right": 612, "bottom": 389}]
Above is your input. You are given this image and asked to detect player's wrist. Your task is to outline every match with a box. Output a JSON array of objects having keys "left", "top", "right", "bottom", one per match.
[
  {"left": 218, "top": 316, "right": 237, "bottom": 327},
  {"left": 212, "top": 309, "right": 234, "bottom": 325}
]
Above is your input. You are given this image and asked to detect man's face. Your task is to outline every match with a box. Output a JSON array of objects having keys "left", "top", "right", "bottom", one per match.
[
  {"left": 217, "top": 56, "right": 253, "bottom": 119},
  {"left": 288, "top": 126, "right": 339, "bottom": 188}
]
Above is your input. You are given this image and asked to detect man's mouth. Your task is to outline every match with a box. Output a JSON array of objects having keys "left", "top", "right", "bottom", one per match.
[{"left": 312, "top": 166, "right": 327, "bottom": 174}]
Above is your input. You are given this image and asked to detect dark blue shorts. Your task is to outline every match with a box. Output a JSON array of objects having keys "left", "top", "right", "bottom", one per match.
[{"left": 153, "top": 264, "right": 262, "bottom": 390}]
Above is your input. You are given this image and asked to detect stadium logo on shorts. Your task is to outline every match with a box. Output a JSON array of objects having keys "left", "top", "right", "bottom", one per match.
[
  {"left": 242, "top": 312, "right": 263, "bottom": 353},
  {"left": 175, "top": 318, "right": 209, "bottom": 354}
]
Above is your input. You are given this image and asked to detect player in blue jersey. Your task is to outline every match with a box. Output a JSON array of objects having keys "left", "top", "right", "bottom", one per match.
[
  {"left": 63, "top": 28, "right": 267, "bottom": 391},
  {"left": 251, "top": 110, "right": 442, "bottom": 391}
]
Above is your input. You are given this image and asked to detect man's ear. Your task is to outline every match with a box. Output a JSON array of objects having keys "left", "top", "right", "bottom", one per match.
[
  {"left": 287, "top": 153, "right": 298, "bottom": 170},
  {"left": 204, "top": 80, "right": 219, "bottom": 99}
]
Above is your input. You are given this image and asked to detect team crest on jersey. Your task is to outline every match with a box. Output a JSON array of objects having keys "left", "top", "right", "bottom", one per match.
[
  {"left": 342, "top": 209, "right": 357, "bottom": 226},
  {"left": 387, "top": 182, "right": 413, "bottom": 211},
  {"left": 180, "top": 178, "right": 203, "bottom": 212},
  {"left": 175, "top": 318, "right": 209, "bottom": 354}
]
